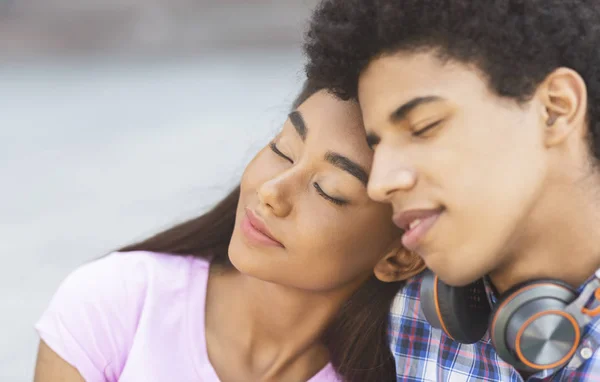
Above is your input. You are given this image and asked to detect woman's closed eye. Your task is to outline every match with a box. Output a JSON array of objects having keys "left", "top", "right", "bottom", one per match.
[
  {"left": 269, "top": 142, "right": 348, "bottom": 207},
  {"left": 270, "top": 142, "right": 293, "bottom": 163},
  {"left": 313, "top": 182, "right": 347, "bottom": 206}
]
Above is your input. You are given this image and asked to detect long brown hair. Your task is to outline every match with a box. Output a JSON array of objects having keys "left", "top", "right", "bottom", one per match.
[{"left": 119, "top": 81, "right": 402, "bottom": 381}]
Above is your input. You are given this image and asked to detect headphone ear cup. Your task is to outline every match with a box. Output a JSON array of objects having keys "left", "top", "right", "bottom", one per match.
[
  {"left": 420, "top": 270, "right": 491, "bottom": 343},
  {"left": 489, "top": 280, "right": 579, "bottom": 372}
]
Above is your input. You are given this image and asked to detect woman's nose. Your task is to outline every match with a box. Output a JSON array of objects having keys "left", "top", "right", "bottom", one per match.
[{"left": 257, "top": 178, "right": 293, "bottom": 217}]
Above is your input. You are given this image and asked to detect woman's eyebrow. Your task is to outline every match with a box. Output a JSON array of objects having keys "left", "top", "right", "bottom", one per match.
[
  {"left": 288, "top": 110, "right": 367, "bottom": 185},
  {"left": 289, "top": 111, "right": 307, "bottom": 141},
  {"left": 324, "top": 151, "right": 368, "bottom": 186}
]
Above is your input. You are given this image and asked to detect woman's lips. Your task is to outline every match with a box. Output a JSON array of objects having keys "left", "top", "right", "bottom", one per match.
[{"left": 241, "top": 208, "right": 284, "bottom": 247}]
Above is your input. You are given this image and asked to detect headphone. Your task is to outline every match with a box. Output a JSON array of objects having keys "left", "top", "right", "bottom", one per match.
[{"left": 419, "top": 269, "right": 600, "bottom": 372}]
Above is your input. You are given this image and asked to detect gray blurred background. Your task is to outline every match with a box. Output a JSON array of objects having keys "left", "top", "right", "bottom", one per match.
[{"left": 0, "top": 1, "right": 318, "bottom": 380}]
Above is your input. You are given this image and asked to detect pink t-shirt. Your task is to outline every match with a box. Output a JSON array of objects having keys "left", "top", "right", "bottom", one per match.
[{"left": 35, "top": 251, "right": 340, "bottom": 382}]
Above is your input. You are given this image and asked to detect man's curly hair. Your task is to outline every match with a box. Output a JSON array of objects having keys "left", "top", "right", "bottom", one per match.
[{"left": 304, "top": 0, "right": 600, "bottom": 158}]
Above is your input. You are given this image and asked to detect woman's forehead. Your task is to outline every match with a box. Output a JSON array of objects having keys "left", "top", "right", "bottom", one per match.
[{"left": 294, "top": 90, "right": 372, "bottom": 169}]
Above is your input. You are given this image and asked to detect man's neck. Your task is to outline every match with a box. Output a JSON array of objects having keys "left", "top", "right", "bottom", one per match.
[{"left": 490, "top": 172, "right": 600, "bottom": 294}]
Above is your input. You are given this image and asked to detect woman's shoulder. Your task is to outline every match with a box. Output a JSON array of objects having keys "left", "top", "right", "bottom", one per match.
[
  {"left": 39, "top": 250, "right": 211, "bottom": 327},
  {"left": 35, "top": 251, "right": 210, "bottom": 381},
  {"left": 61, "top": 250, "right": 209, "bottom": 294}
]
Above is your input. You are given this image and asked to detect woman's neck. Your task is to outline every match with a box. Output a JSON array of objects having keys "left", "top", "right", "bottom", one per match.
[
  {"left": 490, "top": 170, "right": 600, "bottom": 294},
  {"left": 205, "top": 267, "right": 361, "bottom": 381}
]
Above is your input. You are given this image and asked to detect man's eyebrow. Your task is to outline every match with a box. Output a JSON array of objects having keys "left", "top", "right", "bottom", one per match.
[
  {"left": 390, "top": 96, "right": 444, "bottom": 123},
  {"left": 324, "top": 151, "right": 368, "bottom": 186},
  {"left": 289, "top": 111, "right": 307, "bottom": 141}
]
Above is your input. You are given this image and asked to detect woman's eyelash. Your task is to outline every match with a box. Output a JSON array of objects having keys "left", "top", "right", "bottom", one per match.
[
  {"left": 412, "top": 120, "right": 443, "bottom": 137},
  {"left": 269, "top": 142, "right": 293, "bottom": 163},
  {"left": 313, "top": 182, "right": 347, "bottom": 206}
]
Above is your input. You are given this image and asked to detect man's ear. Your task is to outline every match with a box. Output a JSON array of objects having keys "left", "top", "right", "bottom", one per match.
[
  {"left": 537, "top": 67, "right": 588, "bottom": 147},
  {"left": 373, "top": 243, "right": 426, "bottom": 283}
]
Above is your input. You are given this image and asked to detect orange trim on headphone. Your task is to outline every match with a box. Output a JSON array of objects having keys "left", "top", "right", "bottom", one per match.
[
  {"left": 433, "top": 274, "right": 455, "bottom": 340},
  {"left": 515, "top": 310, "right": 580, "bottom": 370},
  {"left": 581, "top": 287, "right": 600, "bottom": 317}
]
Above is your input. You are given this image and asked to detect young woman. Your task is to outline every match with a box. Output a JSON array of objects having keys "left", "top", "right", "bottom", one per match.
[{"left": 33, "top": 82, "right": 425, "bottom": 382}]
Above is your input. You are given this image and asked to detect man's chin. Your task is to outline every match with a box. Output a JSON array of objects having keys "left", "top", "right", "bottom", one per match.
[{"left": 427, "top": 258, "right": 485, "bottom": 287}]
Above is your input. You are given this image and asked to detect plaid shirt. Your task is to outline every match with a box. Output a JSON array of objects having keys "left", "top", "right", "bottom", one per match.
[{"left": 388, "top": 271, "right": 600, "bottom": 381}]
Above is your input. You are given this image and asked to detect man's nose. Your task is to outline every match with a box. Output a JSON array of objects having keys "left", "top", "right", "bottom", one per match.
[{"left": 367, "top": 148, "right": 418, "bottom": 202}]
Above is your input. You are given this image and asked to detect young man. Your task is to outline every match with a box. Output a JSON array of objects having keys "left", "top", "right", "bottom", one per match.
[{"left": 305, "top": 0, "right": 600, "bottom": 380}]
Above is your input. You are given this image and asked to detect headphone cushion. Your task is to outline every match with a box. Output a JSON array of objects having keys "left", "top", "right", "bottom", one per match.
[{"left": 420, "top": 270, "right": 491, "bottom": 343}]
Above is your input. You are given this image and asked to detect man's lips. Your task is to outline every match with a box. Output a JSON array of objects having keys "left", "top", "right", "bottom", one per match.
[
  {"left": 393, "top": 208, "right": 442, "bottom": 231},
  {"left": 242, "top": 208, "right": 283, "bottom": 247},
  {"left": 393, "top": 208, "right": 443, "bottom": 252}
]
